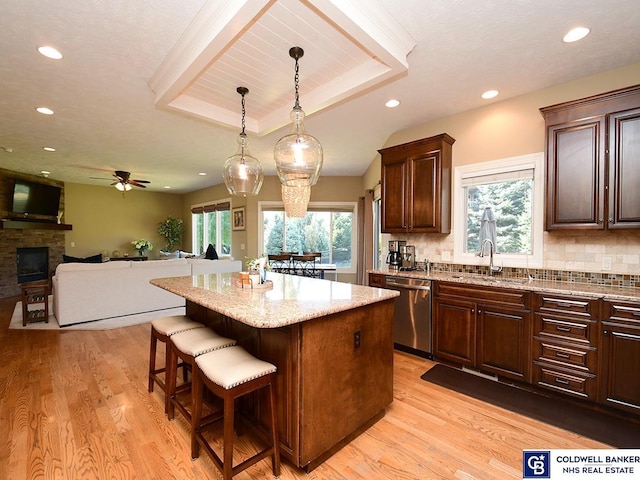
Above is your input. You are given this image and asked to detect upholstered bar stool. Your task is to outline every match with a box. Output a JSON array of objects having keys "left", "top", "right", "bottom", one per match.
[
  {"left": 148, "top": 315, "right": 205, "bottom": 412},
  {"left": 191, "top": 346, "right": 280, "bottom": 480},
  {"left": 166, "top": 327, "right": 236, "bottom": 421}
]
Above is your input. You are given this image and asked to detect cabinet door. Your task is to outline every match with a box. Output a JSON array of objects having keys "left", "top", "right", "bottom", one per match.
[
  {"left": 608, "top": 108, "right": 640, "bottom": 229},
  {"left": 477, "top": 304, "right": 530, "bottom": 382},
  {"left": 546, "top": 116, "right": 606, "bottom": 230},
  {"left": 381, "top": 155, "right": 407, "bottom": 233},
  {"left": 408, "top": 151, "right": 439, "bottom": 232},
  {"left": 600, "top": 321, "right": 640, "bottom": 413},
  {"left": 432, "top": 297, "right": 475, "bottom": 366}
]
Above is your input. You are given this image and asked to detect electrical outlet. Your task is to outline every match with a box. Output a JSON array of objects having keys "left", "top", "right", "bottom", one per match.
[
  {"left": 70, "top": 241, "right": 75, "bottom": 247},
  {"left": 354, "top": 330, "right": 361, "bottom": 350},
  {"left": 240, "top": 243, "right": 245, "bottom": 250},
  {"left": 602, "top": 256, "right": 612, "bottom": 271},
  {"left": 442, "top": 251, "right": 451, "bottom": 262}
]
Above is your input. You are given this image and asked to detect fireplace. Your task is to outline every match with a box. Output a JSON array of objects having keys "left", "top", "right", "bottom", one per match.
[{"left": 17, "top": 247, "right": 49, "bottom": 284}]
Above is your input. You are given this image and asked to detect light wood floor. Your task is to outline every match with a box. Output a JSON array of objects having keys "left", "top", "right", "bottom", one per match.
[{"left": 0, "top": 296, "right": 610, "bottom": 480}]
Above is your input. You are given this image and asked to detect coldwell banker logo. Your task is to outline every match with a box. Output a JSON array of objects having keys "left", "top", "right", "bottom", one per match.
[{"left": 524, "top": 451, "right": 551, "bottom": 478}]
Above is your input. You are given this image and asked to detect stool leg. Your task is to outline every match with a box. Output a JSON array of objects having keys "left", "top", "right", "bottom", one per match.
[
  {"left": 223, "top": 393, "right": 235, "bottom": 480},
  {"left": 166, "top": 342, "right": 177, "bottom": 417},
  {"left": 148, "top": 329, "right": 157, "bottom": 393},
  {"left": 191, "top": 369, "right": 203, "bottom": 459},
  {"left": 268, "top": 380, "right": 281, "bottom": 477}
]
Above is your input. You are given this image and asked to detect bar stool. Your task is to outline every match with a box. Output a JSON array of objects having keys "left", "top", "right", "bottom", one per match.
[
  {"left": 166, "top": 327, "right": 236, "bottom": 421},
  {"left": 148, "top": 315, "right": 205, "bottom": 412},
  {"left": 191, "top": 346, "right": 280, "bottom": 480}
]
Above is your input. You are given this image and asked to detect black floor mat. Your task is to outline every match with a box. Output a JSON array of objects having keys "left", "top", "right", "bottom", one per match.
[{"left": 420, "top": 364, "right": 640, "bottom": 448}]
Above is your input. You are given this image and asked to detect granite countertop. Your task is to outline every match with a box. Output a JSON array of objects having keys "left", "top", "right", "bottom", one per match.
[
  {"left": 369, "top": 268, "right": 640, "bottom": 302},
  {"left": 151, "top": 271, "right": 399, "bottom": 328}
]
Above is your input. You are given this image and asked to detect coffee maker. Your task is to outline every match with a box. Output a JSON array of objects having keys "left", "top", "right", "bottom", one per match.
[
  {"left": 400, "top": 245, "right": 416, "bottom": 270},
  {"left": 386, "top": 240, "right": 406, "bottom": 270}
]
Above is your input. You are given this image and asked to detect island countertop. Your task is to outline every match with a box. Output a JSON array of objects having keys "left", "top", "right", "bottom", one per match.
[{"left": 151, "top": 271, "right": 399, "bottom": 328}]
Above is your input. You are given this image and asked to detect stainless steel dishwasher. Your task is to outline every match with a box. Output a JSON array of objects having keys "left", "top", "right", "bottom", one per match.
[{"left": 385, "top": 276, "right": 432, "bottom": 357}]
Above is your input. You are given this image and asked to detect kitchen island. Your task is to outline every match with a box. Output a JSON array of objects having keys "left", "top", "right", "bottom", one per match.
[{"left": 151, "top": 272, "right": 398, "bottom": 471}]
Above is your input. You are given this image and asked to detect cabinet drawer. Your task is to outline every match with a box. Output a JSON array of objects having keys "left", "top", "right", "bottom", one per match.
[
  {"left": 534, "top": 340, "right": 596, "bottom": 373},
  {"left": 368, "top": 273, "right": 386, "bottom": 288},
  {"left": 603, "top": 299, "right": 640, "bottom": 326},
  {"left": 534, "top": 293, "right": 599, "bottom": 319},
  {"left": 435, "top": 281, "right": 530, "bottom": 309},
  {"left": 534, "top": 313, "right": 596, "bottom": 345},
  {"left": 532, "top": 364, "right": 596, "bottom": 400}
]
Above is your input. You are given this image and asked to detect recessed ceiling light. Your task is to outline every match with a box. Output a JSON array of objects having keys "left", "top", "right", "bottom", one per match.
[
  {"left": 563, "top": 27, "right": 590, "bottom": 43},
  {"left": 36, "top": 107, "right": 54, "bottom": 115},
  {"left": 41, "top": 170, "right": 51, "bottom": 177},
  {"left": 164, "top": 186, "right": 171, "bottom": 189},
  {"left": 385, "top": 99, "right": 400, "bottom": 108},
  {"left": 37, "top": 46, "right": 63, "bottom": 60},
  {"left": 198, "top": 172, "right": 207, "bottom": 176},
  {"left": 481, "top": 90, "right": 499, "bottom": 100},
  {"left": 43, "top": 146, "right": 56, "bottom": 152}
]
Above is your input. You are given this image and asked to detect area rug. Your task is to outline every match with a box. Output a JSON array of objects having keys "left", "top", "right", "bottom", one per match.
[
  {"left": 421, "top": 364, "right": 640, "bottom": 448},
  {"left": 10, "top": 297, "right": 185, "bottom": 330}
]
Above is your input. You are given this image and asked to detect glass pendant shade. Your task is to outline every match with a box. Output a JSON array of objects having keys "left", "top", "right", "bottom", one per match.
[
  {"left": 115, "top": 182, "right": 131, "bottom": 192},
  {"left": 282, "top": 180, "right": 311, "bottom": 218},
  {"left": 274, "top": 47, "right": 323, "bottom": 187},
  {"left": 274, "top": 106, "right": 323, "bottom": 187},
  {"left": 223, "top": 133, "right": 263, "bottom": 196},
  {"left": 223, "top": 86, "right": 264, "bottom": 196}
]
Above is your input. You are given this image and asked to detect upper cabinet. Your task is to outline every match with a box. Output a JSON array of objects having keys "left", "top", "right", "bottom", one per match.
[
  {"left": 540, "top": 85, "right": 640, "bottom": 230},
  {"left": 379, "top": 134, "right": 455, "bottom": 234}
]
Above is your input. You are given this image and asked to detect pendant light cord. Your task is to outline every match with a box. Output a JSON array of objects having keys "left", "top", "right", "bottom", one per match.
[
  {"left": 294, "top": 55, "right": 300, "bottom": 109},
  {"left": 240, "top": 91, "right": 246, "bottom": 135}
]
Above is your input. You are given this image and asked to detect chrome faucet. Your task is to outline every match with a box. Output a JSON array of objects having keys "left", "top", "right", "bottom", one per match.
[{"left": 479, "top": 239, "right": 502, "bottom": 276}]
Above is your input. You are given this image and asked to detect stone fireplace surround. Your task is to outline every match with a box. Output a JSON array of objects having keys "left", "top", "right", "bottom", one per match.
[{"left": 0, "top": 168, "right": 66, "bottom": 298}]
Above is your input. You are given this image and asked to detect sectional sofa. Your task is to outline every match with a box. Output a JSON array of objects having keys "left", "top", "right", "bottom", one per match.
[{"left": 52, "top": 258, "right": 241, "bottom": 326}]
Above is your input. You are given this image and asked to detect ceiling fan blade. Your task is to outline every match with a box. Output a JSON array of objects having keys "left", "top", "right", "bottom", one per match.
[
  {"left": 131, "top": 179, "right": 150, "bottom": 184},
  {"left": 129, "top": 181, "right": 147, "bottom": 188}
]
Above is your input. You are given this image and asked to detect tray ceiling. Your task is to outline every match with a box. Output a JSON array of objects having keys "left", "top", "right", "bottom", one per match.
[{"left": 149, "top": 0, "right": 416, "bottom": 135}]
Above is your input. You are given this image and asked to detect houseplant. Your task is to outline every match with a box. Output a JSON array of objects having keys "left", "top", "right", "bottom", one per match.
[
  {"left": 131, "top": 239, "right": 153, "bottom": 256},
  {"left": 157, "top": 217, "right": 184, "bottom": 252}
]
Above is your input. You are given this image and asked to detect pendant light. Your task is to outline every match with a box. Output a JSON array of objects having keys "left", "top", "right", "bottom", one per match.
[
  {"left": 223, "top": 87, "right": 264, "bottom": 196},
  {"left": 282, "top": 182, "right": 311, "bottom": 218},
  {"left": 274, "top": 47, "right": 323, "bottom": 187}
]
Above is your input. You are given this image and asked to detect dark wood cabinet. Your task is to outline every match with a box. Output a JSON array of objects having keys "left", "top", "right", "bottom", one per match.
[
  {"left": 608, "top": 107, "right": 640, "bottom": 228},
  {"left": 600, "top": 299, "right": 640, "bottom": 413},
  {"left": 379, "top": 134, "right": 455, "bottom": 233},
  {"left": 368, "top": 273, "right": 386, "bottom": 288},
  {"left": 432, "top": 281, "right": 531, "bottom": 382},
  {"left": 540, "top": 84, "right": 640, "bottom": 230},
  {"left": 532, "top": 293, "right": 600, "bottom": 401}
]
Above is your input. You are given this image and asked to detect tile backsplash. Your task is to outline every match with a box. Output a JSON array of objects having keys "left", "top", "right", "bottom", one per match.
[{"left": 390, "top": 229, "right": 640, "bottom": 288}]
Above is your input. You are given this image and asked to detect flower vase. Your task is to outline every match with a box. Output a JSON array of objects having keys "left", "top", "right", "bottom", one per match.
[{"left": 138, "top": 249, "right": 145, "bottom": 256}]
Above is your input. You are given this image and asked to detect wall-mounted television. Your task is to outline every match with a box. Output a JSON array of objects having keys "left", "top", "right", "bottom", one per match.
[{"left": 11, "top": 179, "right": 62, "bottom": 217}]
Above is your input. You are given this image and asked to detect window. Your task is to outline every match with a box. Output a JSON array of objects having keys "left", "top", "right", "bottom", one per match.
[
  {"left": 191, "top": 201, "right": 232, "bottom": 256},
  {"left": 453, "top": 153, "right": 544, "bottom": 268},
  {"left": 258, "top": 202, "right": 358, "bottom": 273},
  {"left": 372, "top": 184, "right": 383, "bottom": 269}
]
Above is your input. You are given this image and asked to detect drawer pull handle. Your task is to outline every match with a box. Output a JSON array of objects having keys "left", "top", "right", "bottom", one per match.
[
  {"left": 632, "top": 311, "right": 640, "bottom": 317},
  {"left": 555, "top": 352, "right": 571, "bottom": 359},
  {"left": 555, "top": 378, "right": 570, "bottom": 385},
  {"left": 556, "top": 302, "right": 573, "bottom": 308},
  {"left": 556, "top": 325, "right": 572, "bottom": 332}
]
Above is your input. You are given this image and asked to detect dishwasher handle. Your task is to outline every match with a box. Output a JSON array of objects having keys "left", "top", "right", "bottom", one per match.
[{"left": 386, "top": 279, "right": 431, "bottom": 291}]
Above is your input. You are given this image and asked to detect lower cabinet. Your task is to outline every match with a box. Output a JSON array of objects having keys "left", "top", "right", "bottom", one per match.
[
  {"left": 433, "top": 281, "right": 532, "bottom": 382},
  {"left": 532, "top": 293, "right": 599, "bottom": 401},
  {"left": 600, "top": 299, "right": 640, "bottom": 413}
]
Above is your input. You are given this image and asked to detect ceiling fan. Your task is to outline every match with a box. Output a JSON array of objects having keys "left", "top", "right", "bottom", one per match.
[{"left": 111, "top": 170, "right": 150, "bottom": 191}]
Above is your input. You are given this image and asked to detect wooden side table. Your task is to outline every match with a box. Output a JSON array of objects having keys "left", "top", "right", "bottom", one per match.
[{"left": 20, "top": 280, "right": 50, "bottom": 327}]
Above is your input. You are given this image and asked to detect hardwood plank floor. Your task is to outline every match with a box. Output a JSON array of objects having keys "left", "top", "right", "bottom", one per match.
[{"left": 0, "top": 296, "right": 612, "bottom": 480}]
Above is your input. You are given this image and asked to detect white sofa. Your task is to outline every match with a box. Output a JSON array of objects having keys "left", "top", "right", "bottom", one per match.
[{"left": 52, "top": 258, "right": 241, "bottom": 326}]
